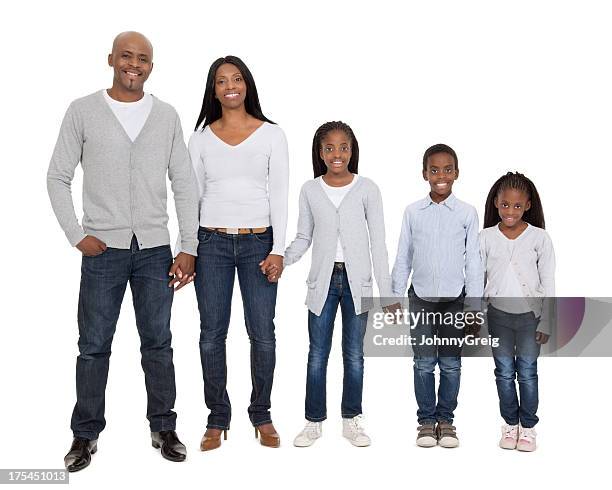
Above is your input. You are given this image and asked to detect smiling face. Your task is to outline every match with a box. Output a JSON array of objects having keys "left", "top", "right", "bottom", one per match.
[
  {"left": 423, "top": 152, "right": 458, "bottom": 201},
  {"left": 495, "top": 188, "right": 531, "bottom": 228},
  {"left": 319, "top": 130, "right": 352, "bottom": 177},
  {"left": 108, "top": 32, "right": 153, "bottom": 94},
  {"left": 214, "top": 63, "right": 247, "bottom": 109}
]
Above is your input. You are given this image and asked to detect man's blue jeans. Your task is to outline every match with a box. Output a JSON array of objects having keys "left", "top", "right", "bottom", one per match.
[
  {"left": 194, "top": 227, "right": 278, "bottom": 429},
  {"left": 409, "top": 286, "right": 465, "bottom": 425},
  {"left": 487, "top": 304, "right": 540, "bottom": 428},
  {"left": 305, "top": 263, "right": 368, "bottom": 422},
  {"left": 71, "top": 236, "right": 177, "bottom": 440}
]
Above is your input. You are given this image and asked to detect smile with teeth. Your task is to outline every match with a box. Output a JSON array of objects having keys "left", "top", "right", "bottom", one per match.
[
  {"left": 224, "top": 93, "right": 240, "bottom": 98},
  {"left": 124, "top": 70, "right": 141, "bottom": 77},
  {"left": 332, "top": 160, "right": 344, "bottom": 165},
  {"left": 435, "top": 182, "right": 449, "bottom": 187}
]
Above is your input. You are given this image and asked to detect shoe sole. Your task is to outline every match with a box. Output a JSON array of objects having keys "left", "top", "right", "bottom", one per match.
[
  {"left": 294, "top": 440, "right": 317, "bottom": 447},
  {"left": 516, "top": 444, "right": 536, "bottom": 452},
  {"left": 416, "top": 437, "right": 437, "bottom": 448},
  {"left": 438, "top": 438, "right": 459, "bottom": 448}
]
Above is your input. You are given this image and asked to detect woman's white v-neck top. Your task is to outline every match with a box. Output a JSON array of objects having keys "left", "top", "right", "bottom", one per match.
[{"left": 187, "top": 121, "right": 289, "bottom": 256}]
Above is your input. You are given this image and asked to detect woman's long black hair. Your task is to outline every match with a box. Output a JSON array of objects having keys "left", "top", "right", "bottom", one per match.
[
  {"left": 194, "top": 55, "right": 275, "bottom": 131},
  {"left": 484, "top": 171, "right": 546, "bottom": 229},
  {"left": 311, "top": 121, "right": 359, "bottom": 178}
]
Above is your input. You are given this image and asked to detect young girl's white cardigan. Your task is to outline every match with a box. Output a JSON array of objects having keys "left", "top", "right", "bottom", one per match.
[
  {"left": 284, "top": 176, "right": 395, "bottom": 316},
  {"left": 479, "top": 223, "right": 556, "bottom": 332}
]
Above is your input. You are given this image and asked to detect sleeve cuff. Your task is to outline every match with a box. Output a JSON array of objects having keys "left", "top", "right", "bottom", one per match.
[
  {"left": 180, "top": 240, "right": 198, "bottom": 257},
  {"left": 67, "top": 228, "right": 86, "bottom": 248}
]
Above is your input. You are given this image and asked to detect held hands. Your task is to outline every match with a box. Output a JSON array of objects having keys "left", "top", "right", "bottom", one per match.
[
  {"left": 535, "top": 331, "right": 550, "bottom": 344},
  {"left": 259, "top": 254, "right": 284, "bottom": 282},
  {"left": 169, "top": 252, "right": 196, "bottom": 291},
  {"left": 463, "top": 312, "right": 482, "bottom": 337},
  {"left": 382, "top": 302, "right": 403, "bottom": 324},
  {"left": 77, "top": 235, "right": 107, "bottom": 256}
]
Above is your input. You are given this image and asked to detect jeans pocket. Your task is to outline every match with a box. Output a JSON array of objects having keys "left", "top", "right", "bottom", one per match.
[
  {"left": 198, "top": 229, "right": 215, "bottom": 244},
  {"left": 253, "top": 231, "right": 273, "bottom": 245}
]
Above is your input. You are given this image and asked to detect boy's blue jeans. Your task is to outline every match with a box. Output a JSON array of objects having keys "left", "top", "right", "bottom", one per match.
[
  {"left": 487, "top": 304, "right": 540, "bottom": 428},
  {"left": 409, "top": 286, "right": 465, "bottom": 425},
  {"left": 305, "top": 263, "right": 368, "bottom": 422}
]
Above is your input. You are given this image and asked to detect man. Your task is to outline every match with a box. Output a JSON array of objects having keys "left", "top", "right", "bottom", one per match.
[{"left": 47, "top": 31, "right": 199, "bottom": 471}]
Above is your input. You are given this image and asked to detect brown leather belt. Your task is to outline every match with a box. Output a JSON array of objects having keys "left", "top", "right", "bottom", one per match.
[{"left": 205, "top": 227, "right": 268, "bottom": 235}]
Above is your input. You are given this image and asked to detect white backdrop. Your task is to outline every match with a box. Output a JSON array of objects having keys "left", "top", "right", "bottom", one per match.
[{"left": 1, "top": 0, "right": 611, "bottom": 488}]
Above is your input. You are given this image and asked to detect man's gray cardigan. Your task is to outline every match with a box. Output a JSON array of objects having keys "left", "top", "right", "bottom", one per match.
[{"left": 47, "top": 90, "right": 199, "bottom": 255}]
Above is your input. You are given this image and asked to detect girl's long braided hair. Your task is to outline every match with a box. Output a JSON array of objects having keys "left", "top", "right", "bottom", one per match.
[
  {"left": 311, "top": 121, "right": 359, "bottom": 178},
  {"left": 484, "top": 171, "right": 546, "bottom": 229}
]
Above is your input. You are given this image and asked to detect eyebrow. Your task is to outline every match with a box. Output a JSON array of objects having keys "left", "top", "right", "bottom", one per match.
[{"left": 121, "top": 50, "right": 149, "bottom": 57}]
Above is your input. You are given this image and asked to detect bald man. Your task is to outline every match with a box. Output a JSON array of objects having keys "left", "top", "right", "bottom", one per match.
[{"left": 48, "top": 32, "right": 198, "bottom": 471}]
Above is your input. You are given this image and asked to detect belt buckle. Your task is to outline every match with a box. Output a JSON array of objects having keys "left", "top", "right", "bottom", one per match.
[{"left": 226, "top": 228, "right": 239, "bottom": 235}]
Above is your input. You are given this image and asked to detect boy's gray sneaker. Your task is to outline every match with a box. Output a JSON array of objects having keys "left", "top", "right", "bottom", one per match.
[
  {"left": 436, "top": 421, "right": 459, "bottom": 448},
  {"left": 416, "top": 423, "right": 437, "bottom": 447}
]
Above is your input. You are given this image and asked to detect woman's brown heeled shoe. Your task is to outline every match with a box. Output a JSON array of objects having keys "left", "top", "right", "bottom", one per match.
[
  {"left": 254, "top": 423, "right": 280, "bottom": 448},
  {"left": 200, "top": 428, "right": 227, "bottom": 451}
]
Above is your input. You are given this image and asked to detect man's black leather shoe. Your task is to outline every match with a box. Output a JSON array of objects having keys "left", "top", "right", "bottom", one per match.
[
  {"left": 151, "top": 430, "right": 187, "bottom": 462},
  {"left": 64, "top": 437, "right": 97, "bottom": 472}
]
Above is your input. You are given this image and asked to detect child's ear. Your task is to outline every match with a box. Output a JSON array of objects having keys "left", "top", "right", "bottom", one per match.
[
  {"left": 319, "top": 148, "right": 325, "bottom": 161},
  {"left": 494, "top": 196, "right": 499, "bottom": 209},
  {"left": 422, "top": 169, "right": 428, "bottom": 181},
  {"left": 525, "top": 200, "right": 531, "bottom": 211},
  {"left": 455, "top": 168, "right": 460, "bottom": 180}
]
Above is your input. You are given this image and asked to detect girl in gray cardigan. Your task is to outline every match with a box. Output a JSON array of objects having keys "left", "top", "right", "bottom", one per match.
[{"left": 282, "top": 121, "right": 396, "bottom": 447}]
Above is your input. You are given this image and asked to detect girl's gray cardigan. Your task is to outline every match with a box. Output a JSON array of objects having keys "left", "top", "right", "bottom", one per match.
[{"left": 284, "top": 176, "right": 395, "bottom": 316}]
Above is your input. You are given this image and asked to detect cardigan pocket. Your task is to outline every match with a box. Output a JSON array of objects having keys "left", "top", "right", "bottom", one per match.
[
  {"left": 360, "top": 280, "right": 374, "bottom": 311},
  {"left": 306, "top": 280, "right": 318, "bottom": 306}
]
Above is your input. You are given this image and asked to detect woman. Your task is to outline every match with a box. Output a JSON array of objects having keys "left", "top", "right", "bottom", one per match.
[{"left": 184, "top": 56, "right": 289, "bottom": 449}]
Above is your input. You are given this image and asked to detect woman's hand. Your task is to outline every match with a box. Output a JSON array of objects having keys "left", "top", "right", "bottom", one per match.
[{"left": 259, "top": 254, "right": 284, "bottom": 282}]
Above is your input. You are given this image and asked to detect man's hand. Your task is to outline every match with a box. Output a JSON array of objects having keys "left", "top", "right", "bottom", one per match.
[
  {"left": 259, "top": 254, "right": 284, "bottom": 282},
  {"left": 77, "top": 235, "right": 107, "bottom": 256},
  {"left": 535, "top": 331, "right": 550, "bottom": 344},
  {"left": 169, "top": 252, "right": 196, "bottom": 291}
]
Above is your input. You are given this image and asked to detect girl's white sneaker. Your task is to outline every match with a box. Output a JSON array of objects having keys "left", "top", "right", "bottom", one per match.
[
  {"left": 342, "top": 415, "right": 371, "bottom": 447},
  {"left": 499, "top": 424, "right": 519, "bottom": 450},
  {"left": 517, "top": 425, "right": 537, "bottom": 452},
  {"left": 293, "top": 421, "right": 323, "bottom": 447}
]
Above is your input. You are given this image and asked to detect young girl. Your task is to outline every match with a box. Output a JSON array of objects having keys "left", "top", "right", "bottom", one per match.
[
  {"left": 282, "top": 121, "right": 396, "bottom": 447},
  {"left": 480, "top": 172, "right": 555, "bottom": 452}
]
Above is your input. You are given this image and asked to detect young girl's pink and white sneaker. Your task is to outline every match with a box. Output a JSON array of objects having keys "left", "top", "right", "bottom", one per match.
[
  {"left": 517, "top": 425, "right": 537, "bottom": 452},
  {"left": 499, "top": 424, "right": 519, "bottom": 450}
]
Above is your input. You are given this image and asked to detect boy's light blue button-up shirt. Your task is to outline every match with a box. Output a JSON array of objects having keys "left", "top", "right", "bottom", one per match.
[{"left": 391, "top": 193, "right": 483, "bottom": 306}]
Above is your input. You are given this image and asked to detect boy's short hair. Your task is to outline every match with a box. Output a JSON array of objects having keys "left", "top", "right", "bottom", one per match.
[{"left": 422, "top": 144, "right": 459, "bottom": 171}]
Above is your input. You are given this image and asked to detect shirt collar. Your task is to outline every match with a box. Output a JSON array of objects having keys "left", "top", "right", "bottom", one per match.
[{"left": 419, "top": 192, "right": 457, "bottom": 210}]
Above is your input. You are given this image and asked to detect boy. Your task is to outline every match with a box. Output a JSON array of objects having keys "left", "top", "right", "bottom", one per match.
[{"left": 391, "top": 144, "right": 483, "bottom": 448}]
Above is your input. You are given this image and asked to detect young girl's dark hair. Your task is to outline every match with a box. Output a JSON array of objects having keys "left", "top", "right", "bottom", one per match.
[
  {"left": 311, "top": 121, "right": 359, "bottom": 178},
  {"left": 484, "top": 172, "right": 546, "bottom": 229},
  {"left": 194, "top": 55, "right": 275, "bottom": 131}
]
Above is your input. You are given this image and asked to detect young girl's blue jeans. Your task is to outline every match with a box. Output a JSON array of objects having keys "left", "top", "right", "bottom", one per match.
[
  {"left": 487, "top": 304, "right": 541, "bottom": 428},
  {"left": 305, "top": 263, "right": 369, "bottom": 422}
]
